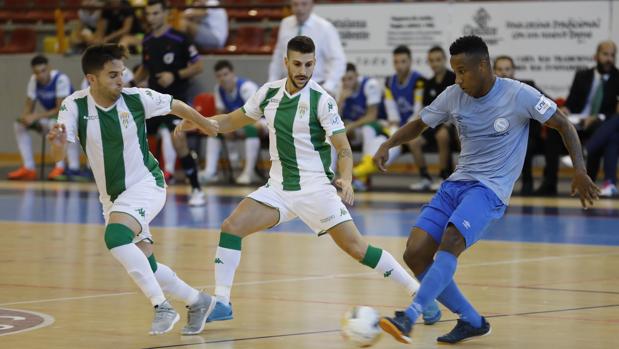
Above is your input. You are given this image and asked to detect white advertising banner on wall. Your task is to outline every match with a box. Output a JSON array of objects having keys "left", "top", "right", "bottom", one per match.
[
  {"left": 315, "top": 1, "right": 614, "bottom": 98},
  {"left": 314, "top": 3, "right": 451, "bottom": 79}
]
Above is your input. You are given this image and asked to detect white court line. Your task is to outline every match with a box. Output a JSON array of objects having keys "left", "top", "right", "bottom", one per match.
[{"left": 2, "top": 250, "right": 618, "bottom": 307}]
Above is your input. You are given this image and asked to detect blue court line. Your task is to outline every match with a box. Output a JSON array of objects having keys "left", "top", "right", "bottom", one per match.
[{"left": 1, "top": 187, "right": 618, "bottom": 246}]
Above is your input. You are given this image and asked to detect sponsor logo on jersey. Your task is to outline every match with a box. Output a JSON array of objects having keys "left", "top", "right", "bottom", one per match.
[
  {"left": 493, "top": 117, "right": 509, "bottom": 133},
  {"left": 535, "top": 96, "right": 552, "bottom": 115}
]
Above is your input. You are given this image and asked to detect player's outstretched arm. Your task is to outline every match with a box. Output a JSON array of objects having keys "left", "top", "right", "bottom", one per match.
[
  {"left": 331, "top": 132, "right": 355, "bottom": 206},
  {"left": 177, "top": 108, "right": 256, "bottom": 135},
  {"left": 373, "top": 116, "right": 428, "bottom": 172},
  {"left": 544, "top": 109, "right": 600, "bottom": 208},
  {"left": 170, "top": 99, "right": 219, "bottom": 136}
]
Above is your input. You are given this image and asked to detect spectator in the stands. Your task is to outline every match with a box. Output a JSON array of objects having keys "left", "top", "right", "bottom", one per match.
[
  {"left": 90, "top": 0, "right": 144, "bottom": 51},
  {"left": 562, "top": 40, "right": 619, "bottom": 197},
  {"left": 268, "top": 0, "right": 346, "bottom": 96},
  {"left": 179, "top": 0, "right": 228, "bottom": 50},
  {"left": 69, "top": 0, "right": 104, "bottom": 53}
]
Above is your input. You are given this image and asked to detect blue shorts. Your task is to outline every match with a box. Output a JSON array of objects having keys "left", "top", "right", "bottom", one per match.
[{"left": 415, "top": 181, "right": 506, "bottom": 248}]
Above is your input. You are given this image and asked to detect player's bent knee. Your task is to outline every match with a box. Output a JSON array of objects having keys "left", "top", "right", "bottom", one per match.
[
  {"left": 104, "top": 223, "right": 136, "bottom": 250},
  {"left": 403, "top": 246, "right": 433, "bottom": 275},
  {"left": 221, "top": 217, "right": 246, "bottom": 237},
  {"left": 439, "top": 225, "right": 466, "bottom": 256}
]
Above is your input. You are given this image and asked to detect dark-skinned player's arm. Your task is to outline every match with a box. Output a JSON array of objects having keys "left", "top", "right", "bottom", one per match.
[
  {"left": 544, "top": 108, "right": 600, "bottom": 209},
  {"left": 373, "top": 116, "right": 428, "bottom": 172}
]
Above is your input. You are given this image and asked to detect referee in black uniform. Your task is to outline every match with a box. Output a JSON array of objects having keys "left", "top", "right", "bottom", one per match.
[{"left": 134, "top": 0, "right": 205, "bottom": 206}]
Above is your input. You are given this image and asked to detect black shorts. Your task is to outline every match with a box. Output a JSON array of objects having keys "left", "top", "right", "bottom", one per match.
[
  {"left": 146, "top": 115, "right": 181, "bottom": 135},
  {"left": 421, "top": 124, "right": 460, "bottom": 152}
]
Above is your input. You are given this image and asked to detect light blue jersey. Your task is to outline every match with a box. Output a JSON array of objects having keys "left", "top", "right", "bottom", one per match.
[{"left": 420, "top": 77, "right": 557, "bottom": 204}]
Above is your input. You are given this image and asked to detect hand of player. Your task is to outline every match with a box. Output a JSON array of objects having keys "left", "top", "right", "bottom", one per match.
[
  {"left": 571, "top": 169, "right": 600, "bottom": 209},
  {"left": 372, "top": 143, "right": 390, "bottom": 172},
  {"left": 193, "top": 117, "right": 219, "bottom": 137},
  {"left": 174, "top": 120, "right": 199, "bottom": 138},
  {"left": 156, "top": 72, "right": 175, "bottom": 88},
  {"left": 335, "top": 178, "right": 355, "bottom": 206},
  {"left": 47, "top": 123, "right": 67, "bottom": 146}
]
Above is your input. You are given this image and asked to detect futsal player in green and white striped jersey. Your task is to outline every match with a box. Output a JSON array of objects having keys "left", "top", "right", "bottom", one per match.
[
  {"left": 47, "top": 44, "right": 219, "bottom": 336},
  {"left": 177, "top": 36, "right": 423, "bottom": 325}
]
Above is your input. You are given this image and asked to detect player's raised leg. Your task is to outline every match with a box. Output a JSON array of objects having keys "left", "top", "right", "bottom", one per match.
[
  {"left": 207, "top": 197, "right": 280, "bottom": 322},
  {"left": 328, "top": 221, "right": 420, "bottom": 295}
]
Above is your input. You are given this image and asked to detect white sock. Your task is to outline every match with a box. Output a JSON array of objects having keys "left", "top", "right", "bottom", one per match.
[
  {"left": 375, "top": 249, "right": 419, "bottom": 296},
  {"left": 55, "top": 160, "right": 65, "bottom": 169},
  {"left": 242, "top": 138, "right": 260, "bottom": 175},
  {"left": 109, "top": 244, "right": 166, "bottom": 306},
  {"left": 154, "top": 263, "right": 200, "bottom": 306},
  {"left": 361, "top": 125, "right": 377, "bottom": 156},
  {"left": 214, "top": 246, "right": 241, "bottom": 304},
  {"left": 204, "top": 137, "right": 221, "bottom": 175},
  {"left": 159, "top": 127, "right": 176, "bottom": 173},
  {"left": 66, "top": 142, "right": 81, "bottom": 170},
  {"left": 14, "top": 122, "right": 35, "bottom": 169}
]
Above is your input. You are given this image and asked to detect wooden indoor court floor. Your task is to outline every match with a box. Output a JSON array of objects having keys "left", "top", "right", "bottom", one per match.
[{"left": 0, "top": 181, "right": 617, "bottom": 349}]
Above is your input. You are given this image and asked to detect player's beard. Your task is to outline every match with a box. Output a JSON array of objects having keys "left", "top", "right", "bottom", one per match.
[{"left": 289, "top": 72, "right": 312, "bottom": 90}]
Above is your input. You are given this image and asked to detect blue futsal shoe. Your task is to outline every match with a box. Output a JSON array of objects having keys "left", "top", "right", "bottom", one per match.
[
  {"left": 379, "top": 311, "right": 413, "bottom": 344},
  {"left": 437, "top": 316, "right": 491, "bottom": 343},
  {"left": 205, "top": 300, "right": 233, "bottom": 323},
  {"left": 422, "top": 300, "right": 442, "bottom": 325}
]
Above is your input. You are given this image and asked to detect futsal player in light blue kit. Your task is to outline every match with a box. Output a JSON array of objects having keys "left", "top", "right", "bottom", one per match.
[{"left": 374, "top": 35, "right": 600, "bottom": 344}]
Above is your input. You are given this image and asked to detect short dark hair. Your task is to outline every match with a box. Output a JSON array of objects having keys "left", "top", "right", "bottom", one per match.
[
  {"left": 393, "top": 45, "right": 411, "bottom": 58},
  {"left": 147, "top": 0, "right": 167, "bottom": 10},
  {"left": 214, "top": 60, "right": 234, "bottom": 72},
  {"left": 287, "top": 35, "right": 315, "bottom": 55},
  {"left": 494, "top": 55, "right": 514, "bottom": 68},
  {"left": 346, "top": 62, "right": 357, "bottom": 73},
  {"left": 428, "top": 46, "right": 445, "bottom": 57},
  {"left": 31, "top": 55, "right": 48, "bottom": 67},
  {"left": 449, "top": 35, "right": 489, "bottom": 60},
  {"left": 82, "top": 44, "right": 128, "bottom": 75}
]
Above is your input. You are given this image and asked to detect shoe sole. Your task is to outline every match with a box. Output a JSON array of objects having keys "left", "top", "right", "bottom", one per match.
[
  {"left": 181, "top": 297, "right": 218, "bottom": 335},
  {"left": 205, "top": 313, "right": 233, "bottom": 323},
  {"left": 379, "top": 318, "right": 411, "bottom": 344},
  {"left": 437, "top": 326, "right": 492, "bottom": 344},
  {"left": 149, "top": 313, "right": 180, "bottom": 335}
]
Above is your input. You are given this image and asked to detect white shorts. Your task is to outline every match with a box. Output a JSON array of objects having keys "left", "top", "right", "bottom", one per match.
[
  {"left": 247, "top": 183, "right": 353, "bottom": 235},
  {"left": 101, "top": 180, "right": 166, "bottom": 243}
]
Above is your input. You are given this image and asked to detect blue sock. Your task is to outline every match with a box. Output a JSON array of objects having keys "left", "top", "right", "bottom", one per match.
[
  {"left": 418, "top": 263, "right": 482, "bottom": 328},
  {"left": 405, "top": 251, "right": 457, "bottom": 322}
]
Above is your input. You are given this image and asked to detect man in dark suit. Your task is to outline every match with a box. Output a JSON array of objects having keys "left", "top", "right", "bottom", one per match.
[
  {"left": 494, "top": 55, "right": 562, "bottom": 196},
  {"left": 562, "top": 40, "right": 619, "bottom": 197}
]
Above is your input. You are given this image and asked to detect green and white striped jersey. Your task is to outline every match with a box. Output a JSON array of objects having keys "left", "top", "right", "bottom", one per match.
[
  {"left": 58, "top": 87, "right": 172, "bottom": 202},
  {"left": 242, "top": 78, "right": 346, "bottom": 191}
]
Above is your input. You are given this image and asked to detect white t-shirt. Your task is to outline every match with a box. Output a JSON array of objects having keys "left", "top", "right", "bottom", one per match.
[
  {"left": 58, "top": 87, "right": 173, "bottom": 203},
  {"left": 242, "top": 78, "right": 346, "bottom": 191}
]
